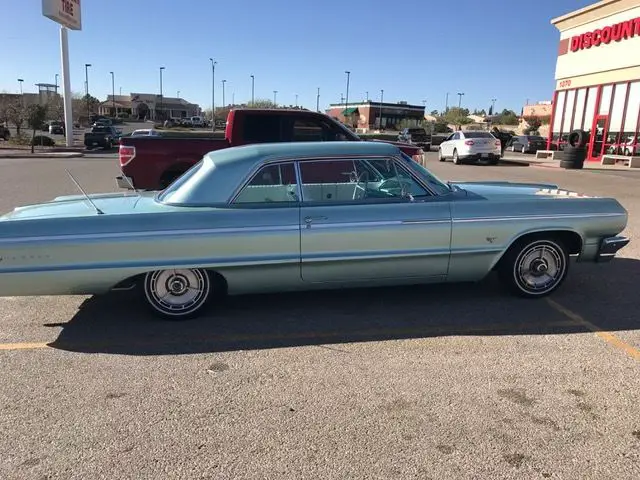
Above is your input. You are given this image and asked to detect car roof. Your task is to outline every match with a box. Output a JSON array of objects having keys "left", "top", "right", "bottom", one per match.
[
  {"left": 204, "top": 140, "right": 401, "bottom": 168},
  {"left": 160, "top": 141, "right": 403, "bottom": 206}
]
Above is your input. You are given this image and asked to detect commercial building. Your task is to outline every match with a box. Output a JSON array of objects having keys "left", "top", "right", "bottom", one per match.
[
  {"left": 325, "top": 101, "right": 425, "bottom": 131},
  {"left": 550, "top": 0, "right": 640, "bottom": 160},
  {"left": 98, "top": 93, "right": 201, "bottom": 120}
]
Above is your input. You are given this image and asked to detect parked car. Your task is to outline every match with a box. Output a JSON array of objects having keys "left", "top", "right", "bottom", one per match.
[
  {"left": 438, "top": 130, "right": 502, "bottom": 164},
  {"left": 0, "top": 141, "right": 629, "bottom": 320},
  {"left": 506, "top": 135, "right": 547, "bottom": 154},
  {"left": 48, "top": 121, "right": 65, "bottom": 135},
  {"left": 398, "top": 127, "right": 432, "bottom": 150},
  {"left": 84, "top": 125, "right": 121, "bottom": 149},
  {"left": 130, "top": 129, "right": 161, "bottom": 137},
  {"left": 0, "top": 125, "right": 10, "bottom": 141},
  {"left": 117, "top": 109, "right": 425, "bottom": 190}
]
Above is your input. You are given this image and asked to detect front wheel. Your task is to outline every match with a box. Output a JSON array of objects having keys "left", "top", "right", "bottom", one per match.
[
  {"left": 497, "top": 237, "right": 570, "bottom": 298},
  {"left": 438, "top": 148, "right": 445, "bottom": 162},
  {"left": 143, "top": 268, "right": 213, "bottom": 320},
  {"left": 521, "top": 145, "right": 526, "bottom": 154}
]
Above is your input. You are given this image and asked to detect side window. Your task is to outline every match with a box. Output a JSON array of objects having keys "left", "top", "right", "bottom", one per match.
[
  {"left": 242, "top": 114, "right": 283, "bottom": 143},
  {"left": 292, "top": 119, "right": 326, "bottom": 141},
  {"left": 233, "top": 162, "right": 299, "bottom": 204},
  {"left": 298, "top": 158, "right": 429, "bottom": 203},
  {"left": 452, "top": 132, "right": 460, "bottom": 140}
]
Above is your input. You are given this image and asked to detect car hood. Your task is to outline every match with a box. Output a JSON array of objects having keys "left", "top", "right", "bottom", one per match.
[
  {"left": 451, "top": 181, "right": 592, "bottom": 199},
  {"left": 0, "top": 191, "right": 168, "bottom": 220}
]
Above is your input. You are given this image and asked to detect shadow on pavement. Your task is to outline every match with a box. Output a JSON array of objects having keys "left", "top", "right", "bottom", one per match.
[{"left": 47, "top": 258, "right": 639, "bottom": 356}]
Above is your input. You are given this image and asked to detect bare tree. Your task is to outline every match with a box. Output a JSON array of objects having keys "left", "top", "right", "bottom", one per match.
[
  {"left": 5, "top": 97, "right": 25, "bottom": 135},
  {"left": 26, "top": 104, "right": 48, "bottom": 153}
]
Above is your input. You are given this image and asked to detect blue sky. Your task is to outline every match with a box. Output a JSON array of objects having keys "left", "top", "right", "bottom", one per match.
[{"left": 1, "top": 0, "right": 594, "bottom": 113}]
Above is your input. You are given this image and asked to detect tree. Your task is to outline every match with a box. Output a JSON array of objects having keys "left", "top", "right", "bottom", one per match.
[
  {"left": 5, "top": 97, "right": 25, "bottom": 135},
  {"left": 441, "top": 107, "right": 472, "bottom": 127},
  {"left": 47, "top": 95, "right": 65, "bottom": 121},
  {"left": 26, "top": 104, "right": 48, "bottom": 153},
  {"left": 247, "top": 98, "right": 277, "bottom": 109}
]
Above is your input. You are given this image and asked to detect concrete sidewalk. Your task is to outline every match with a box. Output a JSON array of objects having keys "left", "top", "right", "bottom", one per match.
[{"left": 500, "top": 154, "right": 633, "bottom": 171}]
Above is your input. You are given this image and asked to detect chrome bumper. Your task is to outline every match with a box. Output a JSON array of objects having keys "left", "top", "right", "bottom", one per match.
[
  {"left": 597, "top": 236, "right": 630, "bottom": 262},
  {"left": 116, "top": 175, "right": 134, "bottom": 189}
]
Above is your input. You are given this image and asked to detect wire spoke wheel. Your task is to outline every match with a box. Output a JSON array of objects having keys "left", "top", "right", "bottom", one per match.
[{"left": 143, "top": 268, "right": 211, "bottom": 319}]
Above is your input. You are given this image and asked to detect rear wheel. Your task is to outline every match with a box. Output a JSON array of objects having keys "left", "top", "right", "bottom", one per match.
[
  {"left": 453, "top": 149, "right": 461, "bottom": 164},
  {"left": 143, "top": 268, "right": 213, "bottom": 320},
  {"left": 497, "top": 237, "right": 569, "bottom": 298},
  {"left": 438, "top": 148, "right": 445, "bottom": 162},
  {"left": 521, "top": 145, "right": 526, "bottom": 154}
]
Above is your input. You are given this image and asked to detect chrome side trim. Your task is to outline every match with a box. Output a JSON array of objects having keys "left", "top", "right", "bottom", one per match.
[
  {"left": 305, "top": 219, "right": 450, "bottom": 229},
  {"left": 0, "top": 224, "right": 300, "bottom": 245},
  {"left": 452, "top": 212, "right": 624, "bottom": 223}
]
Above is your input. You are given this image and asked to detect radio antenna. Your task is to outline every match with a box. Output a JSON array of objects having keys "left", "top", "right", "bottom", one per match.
[{"left": 65, "top": 169, "right": 104, "bottom": 215}]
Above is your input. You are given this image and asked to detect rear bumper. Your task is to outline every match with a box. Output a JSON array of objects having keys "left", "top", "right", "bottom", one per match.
[
  {"left": 596, "top": 236, "right": 630, "bottom": 262},
  {"left": 460, "top": 152, "right": 501, "bottom": 161},
  {"left": 116, "top": 175, "right": 134, "bottom": 189}
]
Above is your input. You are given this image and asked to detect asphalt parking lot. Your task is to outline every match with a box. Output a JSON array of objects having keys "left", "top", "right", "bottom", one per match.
[{"left": 0, "top": 151, "right": 638, "bottom": 479}]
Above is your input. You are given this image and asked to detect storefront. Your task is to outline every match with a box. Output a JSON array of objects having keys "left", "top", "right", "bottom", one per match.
[{"left": 550, "top": 0, "right": 640, "bottom": 161}]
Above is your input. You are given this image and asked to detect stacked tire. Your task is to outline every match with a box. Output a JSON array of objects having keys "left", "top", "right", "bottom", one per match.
[{"left": 560, "top": 129, "right": 589, "bottom": 169}]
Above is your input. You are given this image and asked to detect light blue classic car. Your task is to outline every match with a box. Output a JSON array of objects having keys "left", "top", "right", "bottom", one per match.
[{"left": 0, "top": 141, "right": 630, "bottom": 320}]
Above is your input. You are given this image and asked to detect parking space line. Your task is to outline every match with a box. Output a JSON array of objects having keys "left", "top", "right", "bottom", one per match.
[
  {"left": 0, "top": 342, "right": 50, "bottom": 351},
  {"left": 546, "top": 298, "right": 640, "bottom": 361}
]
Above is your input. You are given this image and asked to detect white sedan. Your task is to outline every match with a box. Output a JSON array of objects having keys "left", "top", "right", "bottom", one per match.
[{"left": 438, "top": 130, "right": 502, "bottom": 165}]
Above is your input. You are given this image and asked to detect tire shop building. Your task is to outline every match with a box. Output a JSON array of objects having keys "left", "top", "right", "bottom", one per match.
[
  {"left": 325, "top": 101, "right": 425, "bottom": 131},
  {"left": 550, "top": 0, "right": 640, "bottom": 161}
]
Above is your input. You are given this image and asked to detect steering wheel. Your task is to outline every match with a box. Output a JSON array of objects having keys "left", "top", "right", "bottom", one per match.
[{"left": 378, "top": 178, "right": 413, "bottom": 198}]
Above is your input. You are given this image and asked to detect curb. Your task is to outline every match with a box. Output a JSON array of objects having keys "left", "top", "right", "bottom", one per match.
[{"left": 0, "top": 152, "right": 85, "bottom": 158}]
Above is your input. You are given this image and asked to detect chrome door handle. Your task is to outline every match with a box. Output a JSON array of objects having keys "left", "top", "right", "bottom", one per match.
[{"left": 304, "top": 215, "right": 328, "bottom": 223}]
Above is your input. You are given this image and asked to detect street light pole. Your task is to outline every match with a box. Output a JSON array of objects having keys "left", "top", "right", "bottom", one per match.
[
  {"left": 445, "top": 92, "right": 449, "bottom": 113},
  {"left": 379, "top": 89, "right": 384, "bottom": 130},
  {"left": 250, "top": 75, "right": 255, "bottom": 106},
  {"left": 295, "top": 93, "right": 298, "bottom": 107},
  {"left": 110, "top": 71, "right": 115, "bottom": 116},
  {"left": 17, "top": 78, "right": 23, "bottom": 107},
  {"left": 222, "top": 80, "right": 226, "bottom": 108},
  {"left": 344, "top": 71, "right": 350, "bottom": 110},
  {"left": 209, "top": 58, "right": 216, "bottom": 130},
  {"left": 54, "top": 74, "right": 59, "bottom": 94},
  {"left": 273, "top": 90, "right": 277, "bottom": 106},
  {"left": 491, "top": 98, "right": 496, "bottom": 114},
  {"left": 316, "top": 87, "right": 320, "bottom": 112},
  {"left": 84, "top": 64, "right": 91, "bottom": 120},
  {"left": 159, "top": 66, "right": 165, "bottom": 121},
  {"left": 457, "top": 92, "right": 464, "bottom": 108}
]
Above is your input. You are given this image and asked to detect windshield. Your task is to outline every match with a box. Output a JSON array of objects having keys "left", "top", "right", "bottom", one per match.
[{"left": 398, "top": 153, "right": 451, "bottom": 195}]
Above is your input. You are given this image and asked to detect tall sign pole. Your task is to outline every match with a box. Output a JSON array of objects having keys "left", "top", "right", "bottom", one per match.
[{"left": 43, "top": 0, "right": 82, "bottom": 148}]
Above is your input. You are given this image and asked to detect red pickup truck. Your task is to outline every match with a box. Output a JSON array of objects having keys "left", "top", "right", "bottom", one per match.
[{"left": 117, "top": 109, "right": 425, "bottom": 190}]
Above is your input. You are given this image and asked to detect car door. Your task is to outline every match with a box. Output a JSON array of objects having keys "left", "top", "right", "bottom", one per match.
[
  {"left": 441, "top": 133, "right": 455, "bottom": 156},
  {"left": 298, "top": 155, "right": 452, "bottom": 283}
]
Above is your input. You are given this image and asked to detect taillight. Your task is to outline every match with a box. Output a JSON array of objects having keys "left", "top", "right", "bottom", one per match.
[
  {"left": 495, "top": 140, "right": 501, "bottom": 146},
  {"left": 411, "top": 149, "right": 424, "bottom": 163},
  {"left": 464, "top": 140, "right": 474, "bottom": 146},
  {"left": 119, "top": 145, "right": 136, "bottom": 167}
]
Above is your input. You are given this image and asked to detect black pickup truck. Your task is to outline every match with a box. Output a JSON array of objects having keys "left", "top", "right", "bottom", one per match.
[
  {"left": 84, "top": 125, "right": 121, "bottom": 149},
  {"left": 397, "top": 127, "right": 432, "bottom": 150}
]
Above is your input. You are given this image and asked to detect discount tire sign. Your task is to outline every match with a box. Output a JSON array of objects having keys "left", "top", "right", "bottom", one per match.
[{"left": 42, "top": 0, "right": 82, "bottom": 30}]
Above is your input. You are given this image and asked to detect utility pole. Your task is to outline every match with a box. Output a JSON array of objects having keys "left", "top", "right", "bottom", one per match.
[
  {"left": 273, "top": 90, "right": 277, "bottom": 106},
  {"left": 316, "top": 87, "right": 320, "bottom": 112},
  {"left": 209, "top": 58, "right": 216, "bottom": 130},
  {"left": 445, "top": 92, "right": 449, "bottom": 113},
  {"left": 295, "top": 93, "right": 298, "bottom": 107},
  {"left": 110, "top": 71, "right": 115, "bottom": 116},
  {"left": 457, "top": 92, "right": 464, "bottom": 108}
]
